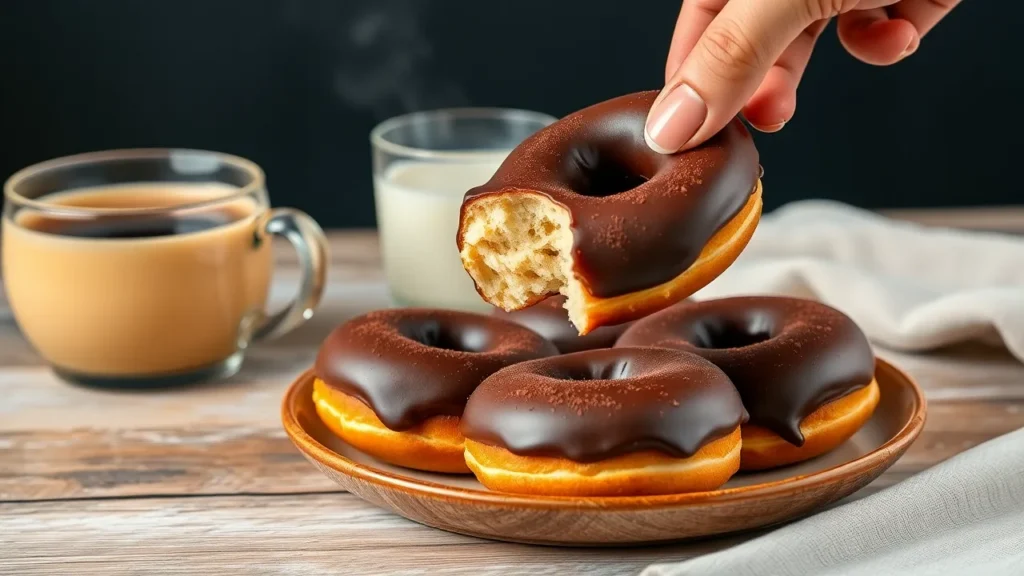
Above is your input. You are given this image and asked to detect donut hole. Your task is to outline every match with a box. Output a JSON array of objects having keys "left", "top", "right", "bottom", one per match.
[
  {"left": 399, "top": 320, "right": 490, "bottom": 353},
  {"left": 691, "top": 317, "right": 773, "bottom": 350},
  {"left": 566, "top": 145, "right": 649, "bottom": 197}
]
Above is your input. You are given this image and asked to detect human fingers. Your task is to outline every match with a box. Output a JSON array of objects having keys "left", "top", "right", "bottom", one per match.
[
  {"left": 665, "top": 0, "right": 728, "bottom": 83},
  {"left": 741, "top": 18, "right": 829, "bottom": 131},
  {"left": 887, "top": 0, "right": 963, "bottom": 55},
  {"left": 645, "top": 0, "right": 822, "bottom": 153},
  {"left": 837, "top": 6, "right": 918, "bottom": 65}
]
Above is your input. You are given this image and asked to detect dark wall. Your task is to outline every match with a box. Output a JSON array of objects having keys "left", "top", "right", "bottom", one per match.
[{"left": 0, "top": 0, "right": 1017, "bottom": 228}]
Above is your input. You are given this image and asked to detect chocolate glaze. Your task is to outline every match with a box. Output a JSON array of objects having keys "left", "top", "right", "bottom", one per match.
[
  {"left": 314, "top": 309, "right": 558, "bottom": 431},
  {"left": 461, "top": 347, "right": 748, "bottom": 463},
  {"left": 491, "top": 295, "right": 633, "bottom": 353},
  {"left": 460, "top": 91, "right": 759, "bottom": 298},
  {"left": 616, "top": 297, "right": 875, "bottom": 446}
]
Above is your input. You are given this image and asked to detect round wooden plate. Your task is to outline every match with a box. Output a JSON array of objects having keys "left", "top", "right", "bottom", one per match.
[{"left": 282, "top": 358, "right": 925, "bottom": 546}]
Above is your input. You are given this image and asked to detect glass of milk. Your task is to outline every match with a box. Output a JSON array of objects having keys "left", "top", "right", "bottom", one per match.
[{"left": 371, "top": 108, "right": 556, "bottom": 311}]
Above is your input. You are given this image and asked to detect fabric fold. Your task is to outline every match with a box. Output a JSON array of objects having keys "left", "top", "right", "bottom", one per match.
[{"left": 640, "top": 426, "right": 1024, "bottom": 576}]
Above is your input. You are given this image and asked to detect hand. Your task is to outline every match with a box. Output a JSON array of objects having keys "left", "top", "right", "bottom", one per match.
[{"left": 644, "top": 0, "right": 962, "bottom": 154}]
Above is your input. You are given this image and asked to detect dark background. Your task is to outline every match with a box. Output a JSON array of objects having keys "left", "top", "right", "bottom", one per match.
[{"left": 0, "top": 0, "right": 1016, "bottom": 228}]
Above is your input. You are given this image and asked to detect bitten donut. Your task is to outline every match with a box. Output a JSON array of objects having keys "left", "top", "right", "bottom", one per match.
[
  {"left": 313, "top": 309, "right": 558, "bottom": 473},
  {"left": 457, "top": 90, "right": 762, "bottom": 335},
  {"left": 491, "top": 295, "right": 635, "bottom": 354},
  {"left": 617, "top": 296, "right": 879, "bottom": 471},
  {"left": 461, "top": 347, "right": 748, "bottom": 496}
]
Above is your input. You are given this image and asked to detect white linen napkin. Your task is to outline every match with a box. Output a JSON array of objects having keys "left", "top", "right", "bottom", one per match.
[
  {"left": 641, "top": 425, "right": 1024, "bottom": 576},
  {"left": 642, "top": 200, "right": 1024, "bottom": 575},
  {"left": 693, "top": 200, "right": 1024, "bottom": 362}
]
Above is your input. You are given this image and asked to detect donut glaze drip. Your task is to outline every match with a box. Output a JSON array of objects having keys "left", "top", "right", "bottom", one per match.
[
  {"left": 314, "top": 309, "right": 558, "bottom": 430},
  {"left": 616, "top": 297, "right": 876, "bottom": 446},
  {"left": 461, "top": 91, "right": 759, "bottom": 298},
  {"left": 461, "top": 347, "right": 748, "bottom": 462},
  {"left": 491, "top": 295, "right": 632, "bottom": 354}
]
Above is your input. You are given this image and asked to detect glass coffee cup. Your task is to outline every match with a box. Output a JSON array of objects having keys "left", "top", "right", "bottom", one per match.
[{"left": 1, "top": 149, "right": 328, "bottom": 387}]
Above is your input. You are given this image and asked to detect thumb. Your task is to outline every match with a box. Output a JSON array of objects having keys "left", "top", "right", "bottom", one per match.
[{"left": 645, "top": 0, "right": 820, "bottom": 154}]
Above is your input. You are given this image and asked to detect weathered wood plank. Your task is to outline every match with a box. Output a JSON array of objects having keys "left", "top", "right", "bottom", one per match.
[
  {"left": 0, "top": 366, "right": 295, "bottom": 431},
  {"left": 0, "top": 468, "right": 978, "bottom": 576},
  {"left": 0, "top": 427, "right": 340, "bottom": 501},
  {"left": 0, "top": 492, "right": 753, "bottom": 576},
  {"left": 272, "top": 229, "right": 382, "bottom": 274}
]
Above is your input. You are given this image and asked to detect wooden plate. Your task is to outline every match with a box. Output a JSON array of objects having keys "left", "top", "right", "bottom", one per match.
[{"left": 282, "top": 358, "right": 926, "bottom": 546}]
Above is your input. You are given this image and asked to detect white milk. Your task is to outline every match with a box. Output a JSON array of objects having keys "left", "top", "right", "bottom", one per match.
[{"left": 374, "top": 155, "right": 508, "bottom": 311}]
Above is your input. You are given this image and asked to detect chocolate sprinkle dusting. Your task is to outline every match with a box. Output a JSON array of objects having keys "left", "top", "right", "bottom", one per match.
[
  {"left": 617, "top": 296, "right": 875, "bottom": 446},
  {"left": 461, "top": 347, "right": 748, "bottom": 462},
  {"left": 315, "top": 308, "right": 559, "bottom": 431}
]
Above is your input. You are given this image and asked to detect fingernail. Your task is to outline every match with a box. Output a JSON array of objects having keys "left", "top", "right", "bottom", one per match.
[
  {"left": 645, "top": 83, "right": 707, "bottom": 154},
  {"left": 759, "top": 121, "right": 786, "bottom": 133},
  {"left": 900, "top": 36, "right": 919, "bottom": 59}
]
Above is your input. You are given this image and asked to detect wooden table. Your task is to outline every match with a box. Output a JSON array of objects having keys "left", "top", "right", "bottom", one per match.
[{"left": 3, "top": 219, "right": 1024, "bottom": 575}]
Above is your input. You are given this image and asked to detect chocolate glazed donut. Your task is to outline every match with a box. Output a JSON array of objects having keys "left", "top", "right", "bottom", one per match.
[
  {"left": 458, "top": 90, "right": 763, "bottom": 335},
  {"left": 316, "top": 309, "right": 559, "bottom": 429},
  {"left": 460, "top": 347, "right": 748, "bottom": 496},
  {"left": 617, "top": 296, "right": 880, "bottom": 470},
  {"left": 312, "top": 309, "right": 558, "bottom": 473}
]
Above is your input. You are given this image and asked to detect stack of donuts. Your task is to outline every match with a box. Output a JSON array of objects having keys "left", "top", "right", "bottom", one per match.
[{"left": 313, "top": 91, "right": 880, "bottom": 497}]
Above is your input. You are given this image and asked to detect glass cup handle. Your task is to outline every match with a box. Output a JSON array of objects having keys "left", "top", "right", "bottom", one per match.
[{"left": 249, "top": 208, "right": 329, "bottom": 343}]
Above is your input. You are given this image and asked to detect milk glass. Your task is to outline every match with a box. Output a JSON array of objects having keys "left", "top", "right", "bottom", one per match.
[{"left": 371, "top": 108, "right": 556, "bottom": 311}]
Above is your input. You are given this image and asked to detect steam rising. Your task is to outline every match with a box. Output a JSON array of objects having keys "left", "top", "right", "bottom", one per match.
[{"left": 285, "top": 0, "right": 469, "bottom": 117}]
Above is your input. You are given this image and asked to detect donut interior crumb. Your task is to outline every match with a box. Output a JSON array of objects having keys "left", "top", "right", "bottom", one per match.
[{"left": 459, "top": 192, "right": 587, "bottom": 331}]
